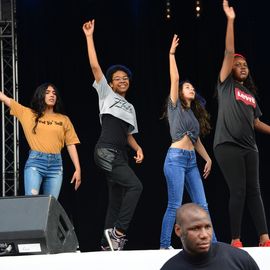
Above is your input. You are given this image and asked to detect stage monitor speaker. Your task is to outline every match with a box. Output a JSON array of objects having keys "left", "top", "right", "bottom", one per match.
[{"left": 0, "top": 195, "right": 79, "bottom": 255}]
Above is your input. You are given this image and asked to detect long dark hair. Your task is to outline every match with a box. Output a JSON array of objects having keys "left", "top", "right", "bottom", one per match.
[
  {"left": 30, "top": 83, "right": 64, "bottom": 134},
  {"left": 161, "top": 80, "right": 211, "bottom": 137}
]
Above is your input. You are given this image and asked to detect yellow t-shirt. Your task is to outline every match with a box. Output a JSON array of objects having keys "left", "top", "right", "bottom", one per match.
[{"left": 10, "top": 99, "right": 80, "bottom": 154}]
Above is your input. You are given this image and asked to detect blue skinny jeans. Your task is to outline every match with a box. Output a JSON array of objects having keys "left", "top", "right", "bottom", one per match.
[{"left": 160, "top": 147, "right": 217, "bottom": 248}]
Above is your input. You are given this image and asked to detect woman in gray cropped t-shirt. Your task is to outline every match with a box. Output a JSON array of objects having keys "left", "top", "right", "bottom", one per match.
[{"left": 160, "top": 34, "right": 217, "bottom": 249}]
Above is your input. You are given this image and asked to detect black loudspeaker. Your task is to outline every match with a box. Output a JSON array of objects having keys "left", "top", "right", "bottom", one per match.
[{"left": 0, "top": 195, "right": 79, "bottom": 255}]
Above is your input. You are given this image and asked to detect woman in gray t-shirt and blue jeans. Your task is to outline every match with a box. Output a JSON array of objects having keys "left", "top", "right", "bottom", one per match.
[{"left": 160, "top": 34, "right": 217, "bottom": 249}]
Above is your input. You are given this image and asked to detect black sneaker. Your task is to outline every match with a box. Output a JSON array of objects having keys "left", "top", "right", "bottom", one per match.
[
  {"left": 104, "top": 228, "right": 127, "bottom": 251},
  {"left": 100, "top": 236, "right": 110, "bottom": 251},
  {"left": 101, "top": 245, "right": 111, "bottom": 251}
]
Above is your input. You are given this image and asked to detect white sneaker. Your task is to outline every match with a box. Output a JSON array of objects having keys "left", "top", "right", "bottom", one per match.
[{"left": 160, "top": 246, "right": 174, "bottom": 250}]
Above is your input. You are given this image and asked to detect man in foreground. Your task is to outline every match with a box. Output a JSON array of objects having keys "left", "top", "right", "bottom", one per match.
[{"left": 160, "top": 203, "right": 260, "bottom": 269}]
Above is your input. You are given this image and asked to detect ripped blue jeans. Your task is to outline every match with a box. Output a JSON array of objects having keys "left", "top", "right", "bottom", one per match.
[{"left": 24, "top": 150, "right": 63, "bottom": 199}]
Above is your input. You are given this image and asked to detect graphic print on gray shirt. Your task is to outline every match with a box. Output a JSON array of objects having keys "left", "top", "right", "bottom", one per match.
[{"left": 93, "top": 75, "right": 138, "bottom": 134}]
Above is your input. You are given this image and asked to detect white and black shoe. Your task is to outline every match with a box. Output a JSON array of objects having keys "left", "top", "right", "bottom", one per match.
[{"left": 104, "top": 228, "right": 127, "bottom": 251}]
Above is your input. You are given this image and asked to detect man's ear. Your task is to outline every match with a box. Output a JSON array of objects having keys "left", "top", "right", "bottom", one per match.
[{"left": 174, "top": 223, "right": 181, "bottom": 237}]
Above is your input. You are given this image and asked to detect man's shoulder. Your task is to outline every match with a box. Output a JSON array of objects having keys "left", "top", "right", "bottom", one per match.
[
  {"left": 213, "top": 242, "right": 259, "bottom": 268},
  {"left": 214, "top": 242, "right": 248, "bottom": 255},
  {"left": 215, "top": 241, "right": 248, "bottom": 254},
  {"left": 160, "top": 250, "right": 185, "bottom": 270}
]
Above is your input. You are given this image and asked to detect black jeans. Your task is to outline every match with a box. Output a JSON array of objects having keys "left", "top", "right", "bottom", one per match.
[
  {"left": 214, "top": 143, "right": 268, "bottom": 238},
  {"left": 94, "top": 147, "right": 143, "bottom": 233}
]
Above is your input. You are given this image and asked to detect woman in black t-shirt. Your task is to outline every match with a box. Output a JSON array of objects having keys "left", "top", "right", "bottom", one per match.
[{"left": 213, "top": 0, "right": 270, "bottom": 248}]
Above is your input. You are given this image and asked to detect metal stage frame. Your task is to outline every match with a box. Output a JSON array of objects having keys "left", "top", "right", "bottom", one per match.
[{"left": 0, "top": 0, "right": 19, "bottom": 196}]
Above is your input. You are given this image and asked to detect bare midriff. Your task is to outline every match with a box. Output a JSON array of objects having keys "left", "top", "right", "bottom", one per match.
[{"left": 170, "top": 134, "right": 194, "bottom": 150}]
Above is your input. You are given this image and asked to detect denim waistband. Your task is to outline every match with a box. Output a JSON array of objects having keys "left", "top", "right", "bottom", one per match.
[
  {"left": 168, "top": 147, "right": 196, "bottom": 157},
  {"left": 29, "top": 150, "right": 62, "bottom": 159}
]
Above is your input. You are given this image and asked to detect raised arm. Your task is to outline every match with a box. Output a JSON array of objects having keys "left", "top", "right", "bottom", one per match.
[
  {"left": 169, "top": 34, "right": 180, "bottom": 105},
  {"left": 0, "top": 91, "right": 11, "bottom": 107},
  {"left": 82, "top": 19, "right": 103, "bottom": 83},
  {"left": 220, "top": 0, "right": 236, "bottom": 83}
]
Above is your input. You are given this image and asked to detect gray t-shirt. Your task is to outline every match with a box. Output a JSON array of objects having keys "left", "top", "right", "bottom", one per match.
[
  {"left": 93, "top": 75, "right": 138, "bottom": 134},
  {"left": 167, "top": 98, "right": 200, "bottom": 144}
]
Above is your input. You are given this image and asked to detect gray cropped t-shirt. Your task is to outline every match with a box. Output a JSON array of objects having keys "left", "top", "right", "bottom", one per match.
[{"left": 167, "top": 98, "right": 200, "bottom": 144}]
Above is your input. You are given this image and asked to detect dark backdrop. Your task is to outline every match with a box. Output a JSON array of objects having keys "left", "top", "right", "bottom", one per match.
[{"left": 15, "top": 0, "right": 270, "bottom": 251}]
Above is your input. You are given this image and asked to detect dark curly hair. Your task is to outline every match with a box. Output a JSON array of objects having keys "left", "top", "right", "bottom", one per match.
[
  {"left": 105, "top": 64, "right": 132, "bottom": 83},
  {"left": 161, "top": 80, "right": 211, "bottom": 137},
  {"left": 30, "top": 83, "right": 64, "bottom": 134}
]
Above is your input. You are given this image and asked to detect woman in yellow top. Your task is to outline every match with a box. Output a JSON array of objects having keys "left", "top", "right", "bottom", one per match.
[{"left": 0, "top": 83, "right": 81, "bottom": 199}]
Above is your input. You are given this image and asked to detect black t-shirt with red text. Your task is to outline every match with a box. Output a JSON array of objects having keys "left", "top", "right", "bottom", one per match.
[{"left": 213, "top": 74, "right": 261, "bottom": 151}]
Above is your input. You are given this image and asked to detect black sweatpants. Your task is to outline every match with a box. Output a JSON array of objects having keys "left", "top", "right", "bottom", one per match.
[
  {"left": 214, "top": 143, "right": 268, "bottom": 238},
  {"left": 94, "top": 147, "right": 143, "bottom": 233}
]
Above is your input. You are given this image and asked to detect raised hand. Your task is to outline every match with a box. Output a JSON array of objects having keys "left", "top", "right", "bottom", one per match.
[
  {"left": 82, "top": 19, "right": 95, "bottom": 37},
  {"left": 170, "top": 34, "right": 179, "bottom": 55},
  {"left": 223, "top": 0, "right": 235, "bottom": 20}
]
